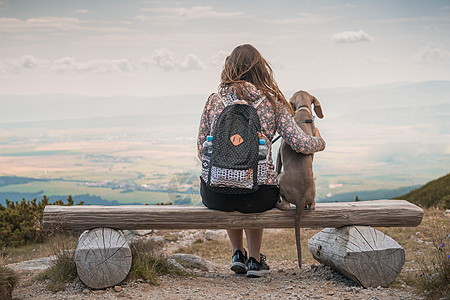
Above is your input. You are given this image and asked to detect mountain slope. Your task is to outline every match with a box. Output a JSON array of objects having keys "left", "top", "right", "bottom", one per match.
[{"left": 394, "top": 172, "right": 450, "bottom": 208}]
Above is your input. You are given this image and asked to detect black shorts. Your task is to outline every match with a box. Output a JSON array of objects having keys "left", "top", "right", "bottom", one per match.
[{"left": 200, "top": 178, "right": 279, "bottom": 213}]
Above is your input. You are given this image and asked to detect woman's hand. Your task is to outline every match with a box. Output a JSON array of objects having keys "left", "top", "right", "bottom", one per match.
[{"left": 315, "top": 127, "right": 321, "bottom": 137}]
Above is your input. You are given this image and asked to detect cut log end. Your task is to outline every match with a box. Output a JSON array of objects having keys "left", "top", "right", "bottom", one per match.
[
  {"left": 74, "top": 228, "right": 132, "bottom": 289},
  {"left": 308, "top": 226, "right": 405, "bottom": 288}
]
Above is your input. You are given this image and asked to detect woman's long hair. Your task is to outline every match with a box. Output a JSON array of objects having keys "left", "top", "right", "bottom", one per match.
[{"left": 220, "top": 44, "right": 294, "bottom": 115}]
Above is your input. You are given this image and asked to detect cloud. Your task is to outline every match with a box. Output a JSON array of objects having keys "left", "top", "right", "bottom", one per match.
[
  {"left": 142, "top": 6, "right": 245, "bottom": 20},
  {"left": 329, "top": 183, "right": 343, "bottom": 189},
  {"left": 75, "top": 9, "right": 89, "bottom": 14},
  {"left": 178, "top": 54, "right": 204, "bottom": 71},
  {"left": 142, "top": 48, "right": 204, "bottom": 71},
  {"left": 0, "top": 1, "right": 8, "bottom": 11},
  {"left": 415, "top": 45, "right": 450, "bottom": 63},
  {"left": 210, "top": 50, "right": 228, "bottom": 67},
  {"left": 266, "top": 13, "right": 338, "bottom": 24},
  {"left": 0, "top": 17, "right": 82, "bottom": 32},
  {"left": 374, "top": 16, "right": 446, "bottom": 23},
  {"left": 0, "top": 55, "right": 48, "bottom": 73},
  {"left": 366, "top": 54, "right": 388, "bottom": 64},
  {"left": 332, "top": 30, "right": 372, "bottom": 43},
  {"left": 2, "top": 53, "right": 203, "bottom": 75},
  {"left": 51, "top": 57, "right": 135, "bottom": 73},
  {"left": 324, "top": 4, "right": 359, "bottom": 10},
  {"left": 0, "top": 17, "right": 130, "bottom": 33}
]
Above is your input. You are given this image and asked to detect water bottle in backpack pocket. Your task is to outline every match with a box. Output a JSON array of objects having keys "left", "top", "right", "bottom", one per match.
[{"left": 201, "top": 135, "right": 213, "bottom": 181}]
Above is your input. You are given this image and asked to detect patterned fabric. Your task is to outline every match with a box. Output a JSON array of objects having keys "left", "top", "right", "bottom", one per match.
[
  {"left": 201, "top": 156, "right": 268, "bottom": 188},
  {"left": 197, "top": 82, "right": 326, "bottom": 185}
]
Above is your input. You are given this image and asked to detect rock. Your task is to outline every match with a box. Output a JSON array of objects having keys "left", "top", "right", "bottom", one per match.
[
  {"left": 204, "top": 230, "right": 227, "bottom": 241},
  {"left": 166, "top": 258, "right": 187, "bottom": 273},
  {"left": 168, "top": 254, "right": 210, "bottom": 271},
  {"left": 149, "top": 236, "right": 167, "bottom": 243},
  {"left": 131, "top": 230, "right": 153, "bottom": 236},
  {"left": 82, "top": 288, "right": 91, "bottom": 294},
  {"left": 114, "top": 285, "right": 122, "bottom": 292},
  {"left": 7, "top": 256, "right": 57, "bottom": 271}
]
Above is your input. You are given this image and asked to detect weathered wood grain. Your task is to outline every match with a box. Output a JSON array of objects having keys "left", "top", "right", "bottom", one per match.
[
  {"left": 74, "top": 228, "right": 132, "bottom": 289},
  {"left": 308, "top": 226, "right": 405, "bottom": 287},
  {"left": 43, "top": 200, "right": 423, "bottom": 231}
]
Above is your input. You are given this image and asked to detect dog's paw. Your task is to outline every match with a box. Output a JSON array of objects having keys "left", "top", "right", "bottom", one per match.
[
  {"left": 304, "top": 202, "right": 316, "bottom": 210},
  {"left": 276, "top": 199, "right": 291, "bottom": 211}
]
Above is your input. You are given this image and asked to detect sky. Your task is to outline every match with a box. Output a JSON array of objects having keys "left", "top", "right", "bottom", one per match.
[{"left": 1, "top": 0, "right": 449, "bottom": 97}]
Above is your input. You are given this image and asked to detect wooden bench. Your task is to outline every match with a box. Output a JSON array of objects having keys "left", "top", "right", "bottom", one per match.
[{"left": 43, "top": 199, "right": 423, "bottom": 289}]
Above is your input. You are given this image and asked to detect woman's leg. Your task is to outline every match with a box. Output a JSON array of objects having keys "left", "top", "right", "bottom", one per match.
[
  {"left": 227, "top": 229, "right": 244, "bottom": 254},
  {"left": 244, "top": 228, "right": 264, "bottom": 261}
]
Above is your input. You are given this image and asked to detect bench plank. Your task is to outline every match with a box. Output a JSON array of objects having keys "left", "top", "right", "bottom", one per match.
[{"left": 43, "top": 199, "right": 423, "bottom": 231}]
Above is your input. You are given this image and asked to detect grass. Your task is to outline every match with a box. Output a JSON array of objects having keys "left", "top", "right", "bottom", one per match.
[
  {"left": 129, "top": 239, "right": 186, "bottom": 285},
  {"left": 35, "top": 236, "right": 77, "bottom": 292},
  {"left": 0, "top": 265, "right": 18, "bottom": 300},
  {"left": 380, "top": 208, "right": 449, "bottom": 300},
  {"left": 174, "top": 228, "right": 318, "bottom": 264},
  {"left": 2, "top": 207, "right": 448, "bottom": 298},
  {"left": 174, "top": 208, "right": 449, "bottom": 298},
  {"left": 0, "top": 248, "right": 18, "bottom": 300},
  {"left": 3, "top": 233, "right": 78, "bottom": 265}
]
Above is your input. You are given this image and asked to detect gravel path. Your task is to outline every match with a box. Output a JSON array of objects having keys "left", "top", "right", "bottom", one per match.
[
  {"left": 11, "top": 258, "right": 420, "bottom": 299},
  {"left": 9, "top": 229, "right": 421, "bottom": 299}
]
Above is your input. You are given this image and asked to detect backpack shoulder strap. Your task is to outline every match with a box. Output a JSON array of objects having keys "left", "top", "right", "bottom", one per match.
[{"left": 220, "top": 92, "right": 264, "bottom": 109}]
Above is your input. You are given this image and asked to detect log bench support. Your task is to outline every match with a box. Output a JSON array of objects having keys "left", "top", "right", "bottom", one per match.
[
  {"left": 308, "top": 226, "right": 405, "bottom": 288},
  {"left": 43, "top": 200, "right": 423, "bottom": 289}
]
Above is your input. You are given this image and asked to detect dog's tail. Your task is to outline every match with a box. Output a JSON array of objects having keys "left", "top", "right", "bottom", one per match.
[{"left": 295, "top": 207, "right": 303, "bottom": 268}]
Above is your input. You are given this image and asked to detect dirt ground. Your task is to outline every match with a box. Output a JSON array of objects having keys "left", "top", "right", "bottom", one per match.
[{"left": 9, "top": 229, "right": 422, "bottom": 300}]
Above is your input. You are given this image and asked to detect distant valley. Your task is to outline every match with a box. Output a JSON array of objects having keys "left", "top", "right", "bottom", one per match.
[{"left": 0, "top": 81, "right": 448, "bottom": 205}]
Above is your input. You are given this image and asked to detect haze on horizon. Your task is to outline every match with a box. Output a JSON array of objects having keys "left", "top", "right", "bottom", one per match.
[{"left": 1, "top": 0, "right": 449, "bottom": 98}]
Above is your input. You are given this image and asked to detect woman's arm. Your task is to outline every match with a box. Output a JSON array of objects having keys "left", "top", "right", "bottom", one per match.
[
  {"left": 276, "top": 104, "right": 326, "bottom": 154},
  {"left": 197, "top": 94, "right": 214, "bottom": 160}
]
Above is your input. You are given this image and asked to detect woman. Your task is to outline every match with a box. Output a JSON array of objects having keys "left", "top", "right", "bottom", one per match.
[{"left": 197, "top": 44, "right": 325, "bottom": 278}]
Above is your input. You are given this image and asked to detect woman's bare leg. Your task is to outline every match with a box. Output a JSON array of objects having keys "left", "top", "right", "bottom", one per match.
[
  {"left": 244, "top": 228, "right": 263, "bottom": 262},
  {"left": 227, "top": 229, "right": 244, "bottom": 254}
]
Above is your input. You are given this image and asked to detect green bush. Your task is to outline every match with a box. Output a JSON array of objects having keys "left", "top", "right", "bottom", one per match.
[{"left": 0, "top": 196, "right": 83, "bottom": 247}]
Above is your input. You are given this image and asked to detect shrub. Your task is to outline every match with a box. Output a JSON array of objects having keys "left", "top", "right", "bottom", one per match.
[{"left": 0, "top": 196, "right": 83, "bottom": 247}]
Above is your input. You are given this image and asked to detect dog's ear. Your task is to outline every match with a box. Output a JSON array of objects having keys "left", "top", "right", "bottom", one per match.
[{"left": 312, "top": 96, "right": 324, "bottom": 118}]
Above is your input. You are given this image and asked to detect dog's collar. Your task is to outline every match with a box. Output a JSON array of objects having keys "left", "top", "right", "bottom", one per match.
[
  {"left": 297, "top": 117, "right": 315, "bottom": 124},
  {"left": 271, "top": 107, "right": 315, "bottom": 144},
  {"left": 295, "top": 106, "right": 315, "bottom": 124}
]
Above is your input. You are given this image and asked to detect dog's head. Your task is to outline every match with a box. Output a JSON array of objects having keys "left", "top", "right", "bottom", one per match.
[{"left": 289, "top": 91, "right": 324, "bottom": 119}]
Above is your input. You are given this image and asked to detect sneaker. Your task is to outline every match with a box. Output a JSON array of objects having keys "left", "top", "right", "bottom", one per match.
[
  {"left": 246, "top": 254, "right": 270, "bottom": 278},
  {"left": 231, "top": 249, "right": 248, "bottom": 274}
]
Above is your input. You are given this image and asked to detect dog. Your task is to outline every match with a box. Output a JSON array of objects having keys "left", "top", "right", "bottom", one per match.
[{"left": 275, "top": 90, "right": 324, "bottom": 268}]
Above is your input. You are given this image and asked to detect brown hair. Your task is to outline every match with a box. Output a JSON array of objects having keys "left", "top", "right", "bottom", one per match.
[{"left": 220, "top": 44, "right": 294, "bottom": 115}]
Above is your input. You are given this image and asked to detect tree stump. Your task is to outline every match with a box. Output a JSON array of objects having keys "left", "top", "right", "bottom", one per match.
[
  {"left": 308, "top": 226, "right": 405, "bottom": 288},
  {"left": 74, "top": 228, "right": 132, "bottom": 289}
]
